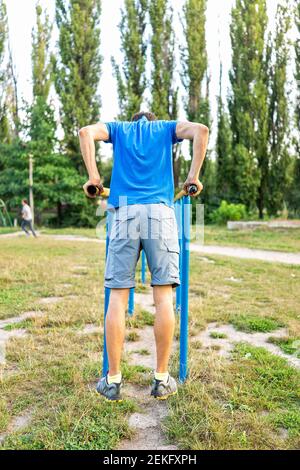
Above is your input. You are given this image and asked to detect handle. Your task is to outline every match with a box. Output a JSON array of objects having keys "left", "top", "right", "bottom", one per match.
[
  {"left": 187, "top": 184, "right": 198, "bottom": 196},
  {"left": 86, "top": 185, "right": 110, "bottom": 198},
  {"left": 174, "top": 184, "right": 200, "bottom": 202}
]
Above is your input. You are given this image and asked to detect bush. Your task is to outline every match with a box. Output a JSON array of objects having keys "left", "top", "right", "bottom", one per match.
[{"left": 210, "top": 200, "right": 247, "bottom": 225}]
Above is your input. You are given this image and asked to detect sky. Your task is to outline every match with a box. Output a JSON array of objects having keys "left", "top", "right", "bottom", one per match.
[{"left": 5, "top": 0, "right": 297, "bottom": 159}]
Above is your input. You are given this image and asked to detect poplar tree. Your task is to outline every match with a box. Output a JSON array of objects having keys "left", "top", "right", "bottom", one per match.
[
  {"left": 216, "top": 64, "right": 232, "bottom": 202},
  {"left": 296, "top": 0, "right": 300, "bottom": 140},
  {"left": 181, "top": 0, "right": 212, "bottom": 212},
  {"left": 27, "top": 4, "right": 81, "bottom": 224},
  {"left": 181, "top": 0, "right": 209, "bottom": 126},
  {"left": 0, "top": 0, "right": 8, "bottom": 142},
  {"left": 149, "top": 0, "right": 180, "bottom": 185},
  {"left": 229, "top": 0, "right": 269, "bottom": 216},
  {"left": 288, "top": 0, "right": 300, "bottom": 215},
  {"left": 149, "top": 0, "right": 178, "bottom": 120},
  {"left": 267, "top": 1, "right": 291, "bottom": 215},
  {"left": 112, "top": 0, "right": 148, "bottom": 120},
  {"left": 54, "top": 0, "right": 102, "bottom": 171}
]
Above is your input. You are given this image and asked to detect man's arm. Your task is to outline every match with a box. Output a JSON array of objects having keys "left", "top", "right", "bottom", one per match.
[
  {"left": 78, "top": 122, "right": 109, "bottom": 197},
  {"left": 176, "top": 121, "right": 209, "bottom": 196}
]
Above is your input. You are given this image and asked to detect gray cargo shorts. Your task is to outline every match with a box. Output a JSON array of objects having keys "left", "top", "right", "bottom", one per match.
[{"left": 104, "top": 203, "right": 180, "bottom": 289}]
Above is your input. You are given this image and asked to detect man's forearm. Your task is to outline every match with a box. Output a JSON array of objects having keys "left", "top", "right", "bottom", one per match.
[
  {"left": 189, "top": 126, "right": 209, "bottom": 179},
  {"left": 79, "top": 129, "right": 100, "bottom": 180}
]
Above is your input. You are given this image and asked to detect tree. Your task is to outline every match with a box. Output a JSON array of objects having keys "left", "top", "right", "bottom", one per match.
[
  {"left": 295, "top": 0, "right": 300, "bottom": 142},
  {"left": 53, "top": 0, "right": 102, "bottom": 171},
  {"left": 181, "top": 0, "right": 213, "bottom": 212},
  {"left": 27, "top": 4, "right": 83, "bottom": 225},
  {"left": 0, "top": 0, "right": 14, "bottom": 143},
  {"left": 181, "top": 0, "right": 209, "bottom": 126},
  {"left": 267, "top": 1, "right": 292, "bottom": 216},
  {"left": 216, "top": 63, "right": 232, "bottom": 202},
  {"left": 149, "top": 0, "right": 178, "bottom": 120},
  {"left": 112, "top": 0, "right": 148, "bottom": 120},
  {"left": 288, "top": 0, "right": 300, "bottom": 216},
  {"left": 229, "top": 0, "right": 269, "bottom": 217},
  {"left": 149, "top": 0, "right": 180, "bottom": 185}
]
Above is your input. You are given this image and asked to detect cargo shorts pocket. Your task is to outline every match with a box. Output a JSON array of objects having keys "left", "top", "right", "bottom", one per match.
[
  {"left": 104, "top": 248, "right": 114, "bottom": 281},
  {"left": 164, "top": 239, "right": 180, "bottom": 278}
]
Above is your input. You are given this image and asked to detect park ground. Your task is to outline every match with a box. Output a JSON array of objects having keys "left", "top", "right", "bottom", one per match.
[{"left": 0, "top": 226, "right": 300, "bottom": 450}]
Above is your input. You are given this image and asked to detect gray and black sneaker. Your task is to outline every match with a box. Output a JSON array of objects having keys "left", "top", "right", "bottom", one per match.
[
  {"left": 96, "top": 375, "right": 123, "bottom": 402},
  {"left": 151, "top": 374, "right": 178, "bottom": 400}
]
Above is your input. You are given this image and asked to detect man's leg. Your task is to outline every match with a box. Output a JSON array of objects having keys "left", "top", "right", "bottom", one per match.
[
  {"left": 28, "top": 221, "right": 37, "bottom": 238},
  {"left": 153, "top": 285, "right": 175, "bottom": 373},
  {"left": 105, "top": 288, "right": 129, "bottom": 376},
  {"left": 21, "top": 220, "right": 30, "bottom": 235}
]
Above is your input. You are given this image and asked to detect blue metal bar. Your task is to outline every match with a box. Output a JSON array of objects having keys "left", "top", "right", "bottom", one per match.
[
  {"left": 175, "top": 199, "right": 183, "bottom": 314},
  {"left": 102, "top": 213, "right": 111, "bottom": 377},
  {"left": 179, "top": 196, "right": 190, "bottom": 383},
  {"left": 128, "top": 287, "right": 134, "bottom": 316},
  {"left": 141, "top": 249, "right": 146, "bottom": 284}
]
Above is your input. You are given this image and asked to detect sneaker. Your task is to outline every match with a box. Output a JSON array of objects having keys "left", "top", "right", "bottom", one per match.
[
  {"left": 96, "top": 375, "right": 123, "bottom": 402},
  {"left": 150, "top": 374, "right": 178, "bottom": 400}
]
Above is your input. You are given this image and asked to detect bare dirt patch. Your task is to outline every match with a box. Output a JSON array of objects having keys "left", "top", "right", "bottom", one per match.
[
  {"left": 192, "top": 323, "right": 300, "bottom": 369},
  {"left": 0, "top": 410, "right": 33, "bottom": 444}
]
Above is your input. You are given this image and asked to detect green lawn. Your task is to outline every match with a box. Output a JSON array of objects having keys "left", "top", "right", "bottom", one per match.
[
  {"left": 201, "top": 225, "right": 300, "bottom": 253},
  {"left": 0, "top": 236, "right": 299, "bottom": 449}
]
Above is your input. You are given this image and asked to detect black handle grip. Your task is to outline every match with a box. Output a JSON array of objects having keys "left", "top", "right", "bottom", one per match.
[
  {"left": 188, "top": 184, "right": 198, "bottom": 196},
  {"left": 86, "top": 184, "right": 103, "bottom": 197}
]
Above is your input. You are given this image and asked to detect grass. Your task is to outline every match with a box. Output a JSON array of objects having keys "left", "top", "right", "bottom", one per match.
[
  {"left": 0, "top": 238, "right": 137, "bottom": 449},
  {"left": 0, "top": 227, "right": 18, "bottom": 235},
  {"left": 199, "top": 225, "right": 300, "bottom": 253},
  {"left": 268, "top": 337, "right": 300, "bottom": 358},
  {"left": 210, "top": 332, "right": 227, "bottom": 339},
  {"left": 230, "top": 315, "right": 284, "bottom": 333},
  {"left": 166, "top": 344, "right": 300, "bottom": 449},
  {"left": 1, "top": 234, "right": 300, "bottom": 449}
]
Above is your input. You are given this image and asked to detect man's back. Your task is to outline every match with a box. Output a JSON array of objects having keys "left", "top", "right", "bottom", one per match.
[{"left": 104, "top": 117, "right": 182, "bottom": 208}]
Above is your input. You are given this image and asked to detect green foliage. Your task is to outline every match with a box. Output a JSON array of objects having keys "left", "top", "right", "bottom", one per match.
[
  {"left": 211, "top": 200, "right": 247, "bottom": 225},
  {"left": 287, "top": 2, "right": 300, "bottom": 217},
  {"left": 181, "top": 0, "right": 208, "bottom": 125},
  {"left": 149, "top": 0, "right": 180, "bottom": 184},
  {"left": 112, "top": 0, "right": 148, "bottom": 120},
  {"left": 0, "top": 0, "right": 13, "bottom": 144},
  {"left": 181, "top": 0, "right": 212, "bottom": 203},
  {"left": 267, "top": 1, "right": 292, "bottom": 216},
  {"left": 229, "top": 0, "right": 269, "bottom": 216},
  {"left": 149, "top": 0, "right": 178, "bottom": 120},
  {"left": 210, "top": 332, "right": 227, "bottom": 339},
  {"left": 295, "top": 0, "right": 300, "bottom": 147},
  {"left": 31, "top": 4, "right": 52, "bottom": 99},
  {"left": 216, "top": 66, "right": 232, "bottom": 203},
  {"left": 53, "top": 0, "right": 102, "bottom": 170},
  {"left": 268, "top": 336, "right": 300, "bottom": 358},
  {"left": 230, "top": 315, "right": 284, "bottom": 333}
]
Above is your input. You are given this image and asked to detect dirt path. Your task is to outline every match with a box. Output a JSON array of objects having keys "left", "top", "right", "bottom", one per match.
[
  {"left": 3, "top": 232, "right": 300, "bottom": 265},
  {"left": 190, "top": 244, "right": 300, "bottom": 265},
  {"left": 118, "top": 289, "right": 178, "bottom": 451}
]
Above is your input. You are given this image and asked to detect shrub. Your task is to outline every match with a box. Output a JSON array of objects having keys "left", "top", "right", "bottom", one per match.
[{"left": 210, "top": 200, "right": 247, "bottom": 225}]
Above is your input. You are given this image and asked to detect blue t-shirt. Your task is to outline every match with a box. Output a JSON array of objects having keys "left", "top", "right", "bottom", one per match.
[{"left": 104, "top": 117, "right": 183, "bottom": 208}]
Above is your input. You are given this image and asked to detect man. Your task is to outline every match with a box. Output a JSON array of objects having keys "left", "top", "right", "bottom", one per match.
[
  {"left": 21, "top": 199, "right": 37, "bottom": 238},
  {"left": 79, "top": 111, "right": 209, "bottom": 402}
]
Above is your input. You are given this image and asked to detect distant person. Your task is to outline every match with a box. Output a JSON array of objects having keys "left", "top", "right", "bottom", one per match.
[{"left": 21, "top": 199, "right": 37, "bottom": 238}]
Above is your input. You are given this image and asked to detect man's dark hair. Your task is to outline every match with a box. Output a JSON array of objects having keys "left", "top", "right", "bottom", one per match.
[
  {"left": 131, "top": 111, "right": 157, "bottom": 122},
  {"left": 22, "top": 199, "right": 28, "bottom": 204}
]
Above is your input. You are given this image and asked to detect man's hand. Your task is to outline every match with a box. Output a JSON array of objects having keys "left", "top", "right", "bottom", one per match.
[
  {"left": 183, "top": 176, "right": 203, "bottom": 197},
  {"left": 83, "top": 178, "right": 103, "bottom": 199}
]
